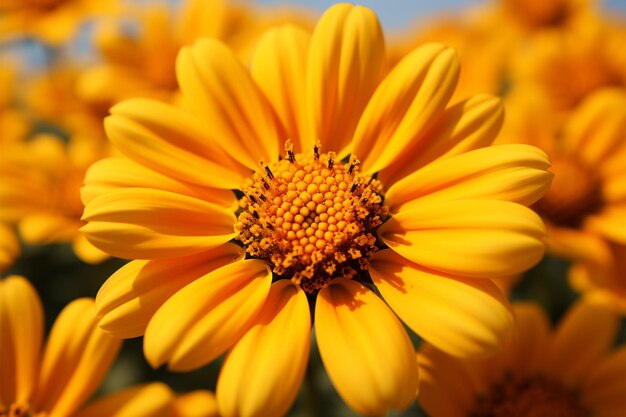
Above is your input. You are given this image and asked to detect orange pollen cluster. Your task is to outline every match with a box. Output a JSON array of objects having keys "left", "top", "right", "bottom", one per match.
[
  {"left": 235, "top": 142, "right": 388, "bottom": 294},
  {"left": 534, "top": 157, "right": 602, "bottom": 228},
  {"left": 471, "top": 375, "right": 588, "bottom": 417}
]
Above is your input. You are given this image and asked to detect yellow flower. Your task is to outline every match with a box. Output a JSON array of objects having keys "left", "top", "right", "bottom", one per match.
[
  {"left": 501, "top": 88, "right": 626, "bottom": 270},
  {"left": 0, "top": 67, "right": 29, "bottom": 147},
  {"left": 0, "top": 0, "right": 118, "bottom": 44},
  {"left": 82, "top": 4, "right": 551, "bottom": 416},
  {"left": 0, "top": 134, "right": 109, "bottom": 264},
  {"left": 77, "top": 0, "right": 313, "bottom": 107},
  {"left": 418, "top": 299, "right": 625, "bottom": 417}
]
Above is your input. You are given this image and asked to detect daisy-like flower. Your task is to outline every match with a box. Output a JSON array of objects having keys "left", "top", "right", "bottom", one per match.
[
  {"left": 82, "top": 4, "right": 551, "bottom": 416},
  {"left": 0, "top": 0, "right": 118, "bottom": 44},
  {"left": 0, "top": 275, "right": 213, "bottom": 417},
  {"left": 0, "top": 134, "right": 109, "bottom": 263},
  {"left": 417, "top": 299, "right": 625, "bottom": 417},
  {"left": 500, "top": 88, "right": 626, "bottom": 272}
]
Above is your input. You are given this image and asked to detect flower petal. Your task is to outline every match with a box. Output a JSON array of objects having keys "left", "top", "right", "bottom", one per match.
[
  {"left": 34, "top": 298, "right": 121, "bottom": 417},
  {"left": 0, "top": 225, "right": 20, "bottom": 272},
  {"left": 352, "top": 43, "right": 459, "bottom": 174},
  {"left": 251, "top": 25, "right": 312, "bottom": 153},
  {"left": 563, "top": 88, "right": 626, "bottom": 168},
  {"left": 545, "top": 299, "right": 620, "bottom": 388},
  {"left": 144, "top": 259, "right": 272, "bottom": 371},
  {"left": 105, "top": 99, "right": 249, "bottom": 189},
  {"left": 586, "top": 206, "right": 626, "bottom": 244},
  {"left": 385, "top": 144, "right": 553, "bottom": 213},
  {"left": 96, "top": 243, "right": 244, "bottom": 339},
  {"left": 217, "top": 281, "right": 310, "bottom": 417},
  {"left": 19, "top": 213, "right": 78, "bottom": 245},
  {"left": 82, "top": 157, "right": 237, "bottom": 211},
  {"left": 306, "top": 3, "right": 385, "bottom": 156},
  {"left": 379, "top": 200, "right": 547, "bottom": 278},
  {"left": 315, "top": 279, "right": 418, "bottom": 416},
  {"left": 172, "top": 390, "right": 219, "bottom": 417},
  {"left": 81, "top": 188, "right": 236, "bottom": 260},
  {"left": 71, "top": 233, "right": 109, "bottom": 265},
  {"left": 0, "top": 276, "right": 43, "bottom": 407},
  {"left": 72, "top": 383, "right": 173, "bottom": 417},
  {"left": 176, "top": 38, "right": 282, "bottom": 168},
  {"left": 379, "top": 94, "right": 504, "bottom": 185},
  {"left": 370, "top": 250, "right": 513, "bottom": 357}
]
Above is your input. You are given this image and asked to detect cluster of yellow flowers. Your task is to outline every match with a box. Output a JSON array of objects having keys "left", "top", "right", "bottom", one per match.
[{"left": 1, "top": 1, "right": 624, "bottom": 416}]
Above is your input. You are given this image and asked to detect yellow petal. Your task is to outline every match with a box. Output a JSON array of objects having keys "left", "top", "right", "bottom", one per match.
[
  {"left": 105, "top": 99, "right": 249, "bottom": 190},
  {"left": 586, "top": 206, "right": 626, "bottom": 244},
  {"left": 379, "top": 94, "right": 504, "bottom": 186},
  {"left": 546, "top": 299, "right": 620, "bottom": 387},
  {"left": 176, "top": 38, "right": 282, "bottom": 169},
  {"left": 306, "top": 3, "right": 385, "bottom": 155},
  {"left": 71, "top": 233, "right": 109, "bottom": 265},
  {"left": 580, "top": 347, "right": 626, "bottom": 412},
  {"left": 251, "top": 25, "right": 312, "bottom": 153},
  {"left": 563, "top": 88, "right": 626, "bottom": 168},
  {"left": 370, "top": 250, "right": 513, "bottom": 358},
  {"left": 172, "top": 390, "right": 219, "bottom": 417},
  {"left": 379, "top": 200, "right": 547, "bottom": 278},
  {"left": 0, "top": 276, "right": 43, "bottom": 408},
  {"left": 82, "top": 157, "right": 237, "bottom": 211},
  {"left": 19, "top": 213, "right": 79, "bottom": 245},
  {"left": 0, "top": 225, "right": 20, "bottom": 272},
  {"left": 72, "top": 383, "right": 174, "bottom": 417},
  {"left": 546, "top": 225, "right": 612, "bottom": 265},
  {"left": 144, "top": 259, "right": 272, "bottom": 371},
  {"left": 96, "top": 243, "right": 244, "bottom": 339},
  {"left": 315, "top": 279, "right": 418, "bottom": 416},
  {"left": 352, "top": 43, "right": 459, "bottom": 174},
  {"left": 385, "top": 144, "right": 553, "bottom": 213},
  {"left": 81, "top": 188, "right": 236, "bottom": 260},
  {"left": 217, "top": 281, "right": 310, "bottom": 417},
  {"left": 34, "top": 298, "right": 122, "bottom": 417}
]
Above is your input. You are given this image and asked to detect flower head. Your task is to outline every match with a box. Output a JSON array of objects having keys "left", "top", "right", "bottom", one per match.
[
  {"left": 418, "top": 299, "right": 625, "bottom": 417},
  {"left": 82, "top": 4, "right": 552, "bottom": 416}
]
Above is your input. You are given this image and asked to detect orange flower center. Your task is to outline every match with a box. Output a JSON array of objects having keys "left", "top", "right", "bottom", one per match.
[
  {"left": 534, "top": 157, "right": 602, "bottom": 228},
  {"left": 471, "top": 375, "right": 588, "bottom": 417},
  {"left": 235, "top": 142, "right": 388, "bottom": 294}
]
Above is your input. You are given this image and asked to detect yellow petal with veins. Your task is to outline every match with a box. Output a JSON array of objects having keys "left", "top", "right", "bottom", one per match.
[
  {"left": 72, "top": 383, "right": 173, "bottom": 417},
  {"left": 352, "top": 43, "right": 459, "bottom": 174},
  {"left": 370, "top": 250, "right": 513, "bottom": 358},
  {"left": 217, "top": 280, "right": 310, "bottom": 417},
  {"left": 144, "top": 259, "right": 272, "bottom": 371},
  {"left": 81, "top": 188, "right": 236, "bottom": 260},
  {"left": 306, "top": 3, "right": 385, "bottom": 156},
  {"left": 0, "top": 276, "right": 43, "bottom": 408},
  {"left": 315, "top": 279, "right": 418, "bottom": 416},
  {"left": 380, "top": 200, "right": 546, "bottom": 278},
  {"left": 96, "top": 243, "right": 243, "bottom": 339}
]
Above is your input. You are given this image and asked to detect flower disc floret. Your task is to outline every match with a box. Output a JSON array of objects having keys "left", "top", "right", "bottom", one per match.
[{"left": 236, "top": 142, "right": 388, "bottom": 294}]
